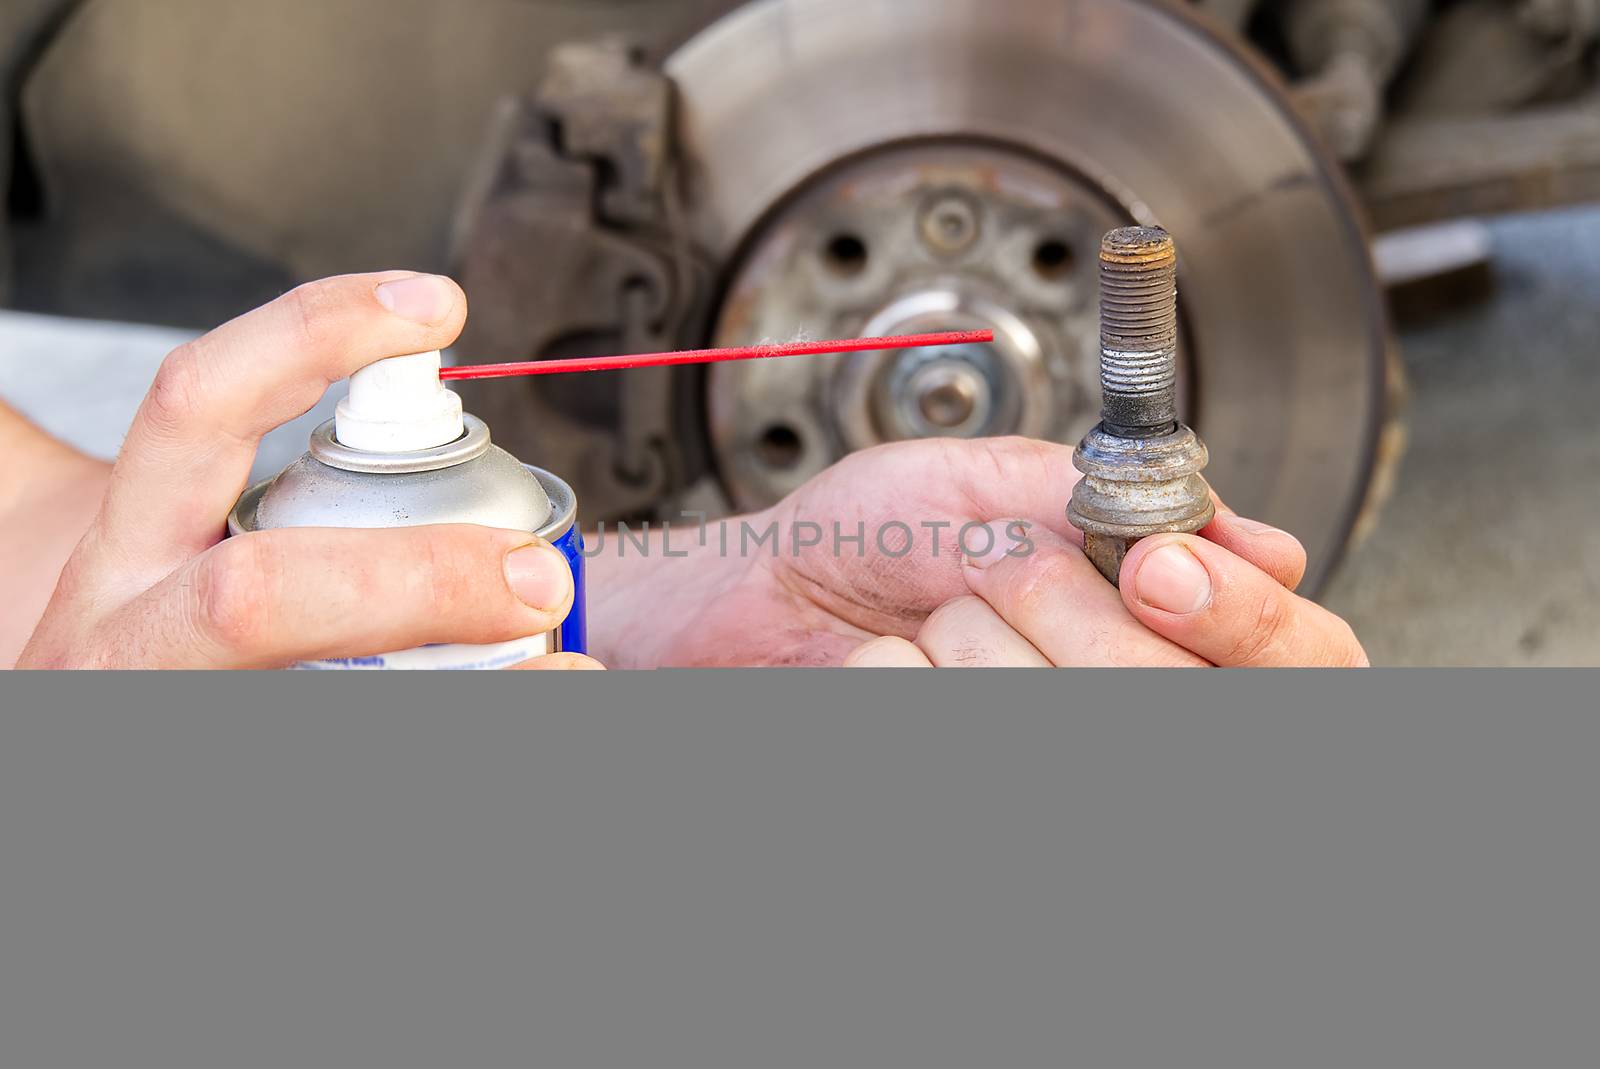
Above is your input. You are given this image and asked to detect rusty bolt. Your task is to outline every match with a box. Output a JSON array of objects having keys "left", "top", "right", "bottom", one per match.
[
  {"left": 1097, "top": 226, "right": 1180, "bottom": 435},
  {"left": 1068, "top": 226, "right": 1214, "bottom": 585}
]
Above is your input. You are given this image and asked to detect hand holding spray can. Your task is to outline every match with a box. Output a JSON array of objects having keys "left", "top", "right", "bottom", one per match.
[
  {"left": 229, "top": 351, "right": 585, "bottom": 669},
  {"left": 224, "top": 330, "right": 994, "bottom": 669}
]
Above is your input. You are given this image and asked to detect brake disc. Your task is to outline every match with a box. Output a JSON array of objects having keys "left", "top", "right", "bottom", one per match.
[{"left": 666, "top": 0, "right": 1391, "bottom": 591}]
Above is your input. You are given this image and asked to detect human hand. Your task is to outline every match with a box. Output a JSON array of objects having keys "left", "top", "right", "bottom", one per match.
[
  {"left": 16, "top": 273, "right": 598, "bottom": 669},
  {"left": 587, "top": 436, "right": 1362, "bottom": 667},
  {"left": 846, "top": 499, "right": 1368, "bottom": 668}
]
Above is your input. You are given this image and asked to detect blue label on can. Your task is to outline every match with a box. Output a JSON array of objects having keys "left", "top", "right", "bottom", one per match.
[{"left": 551, "top": 526, "right": 587, "bottom": 655}]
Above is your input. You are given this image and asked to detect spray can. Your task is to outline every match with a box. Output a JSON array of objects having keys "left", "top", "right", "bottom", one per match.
[{"left": 228, "top": 351, "right": 585, "bottom": 669}]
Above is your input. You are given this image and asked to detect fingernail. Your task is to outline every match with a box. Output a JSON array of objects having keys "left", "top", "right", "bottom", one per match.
[
  {"left": 375, "top": 274, "right": 456, "bottom": 324},
  {"left": 964, "top": 520, "right": 1027, "bottom": 570},
  {"left": 1134, "top": 543, "right": 1212, "bottom": 614},
  {"left": 504, "top": 542, "right": 572, "bottom": 612}
]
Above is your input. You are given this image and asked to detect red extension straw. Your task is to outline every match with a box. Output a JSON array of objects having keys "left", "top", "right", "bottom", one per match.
[{"left": 439, "top": 330, "right": 995, "bottom": 381}]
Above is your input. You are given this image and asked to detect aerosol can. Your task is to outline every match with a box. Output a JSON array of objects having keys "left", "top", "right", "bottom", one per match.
[{"left": 229, "top": 351, "right": 585, "bottom": 669}]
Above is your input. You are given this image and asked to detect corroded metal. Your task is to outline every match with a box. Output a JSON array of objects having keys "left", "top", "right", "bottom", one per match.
[
  {"left": 1069, "top": 227, "right": 1215, "bottom": 585},
  {"left": 702, "top": 142, "right": 1120, "bottom": 508},
  {"left": 448, "top": 41, "right": 715, "bottom": 523},
  {"left": 1096, "top": 227, "right": 1180, "bottom": 437}
]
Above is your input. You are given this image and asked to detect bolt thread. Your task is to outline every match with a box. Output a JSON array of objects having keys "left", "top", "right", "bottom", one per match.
[
  {"left": 1100, "top": 349, "right": 1176, "bottom": 396},
  {"left": 1098, "top": 226, "right": 1178, "bottom": 432}
]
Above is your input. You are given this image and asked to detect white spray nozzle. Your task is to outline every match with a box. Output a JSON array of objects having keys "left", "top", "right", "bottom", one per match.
[{"left": 334, "top": 351, "right": 464, "bottom": 453}]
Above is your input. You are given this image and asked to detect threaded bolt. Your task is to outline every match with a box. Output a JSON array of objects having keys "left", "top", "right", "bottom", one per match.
[
  {"left": 1098, "top": 226, "right": 1178, "bottom": 437},
  {"left": 1069, "top": 224, "right": 1213, "bottom": 586}
]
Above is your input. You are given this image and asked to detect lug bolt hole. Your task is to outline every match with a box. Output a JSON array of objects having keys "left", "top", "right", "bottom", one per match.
[
  {"left": 1032, "top": 238, "right": 1076, "bottom": 280},
  {"left": 920, "top": 196, "right": 980, "bottom": 254},
  {"left": 823, "top": 233, "right": 869, "bottom": 277},
  {"left": 755, "top": 424, "right": 804, "bottom": 469}
]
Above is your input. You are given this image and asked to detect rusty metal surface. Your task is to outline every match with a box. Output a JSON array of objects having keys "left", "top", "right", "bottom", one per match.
[
  {"left": 705, "top": 142, "right": 1128, "bottom": 510},
  {"left": 447, "top": 41, "right": 714, "bottom": 522},
  {"left": 1072, "top": 424, "right": 1217, "bottom": 584},
  {"left": 538, "top": 37, "right": 672, "bottom": 226},
  {"left": 1069, "top": 229, "right": 1213, "bottom": 585},
  {"left": 1094, "top": 227, "right": 1181, "bottom": 436}
]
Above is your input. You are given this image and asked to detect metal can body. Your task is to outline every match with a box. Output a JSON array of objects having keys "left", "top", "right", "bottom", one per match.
[
  {"left": 550, "top": 524, "right": 587, "bottom": 656},
  {"left": 229, "top": 414, "right": 586, "bottom": 668}
]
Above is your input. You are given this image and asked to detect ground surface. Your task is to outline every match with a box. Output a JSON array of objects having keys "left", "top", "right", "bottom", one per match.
[
  {"left": 3, "top": 208, "right": 1597, "bottom": 664},
  {"left": 1322, "top": 208, "right": 1600, "bottom": 665}
]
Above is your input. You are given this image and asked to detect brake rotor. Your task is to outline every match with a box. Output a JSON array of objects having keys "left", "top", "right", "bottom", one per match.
[{"left": 666, "top": 0, "right": 1390, "bottom": 591}]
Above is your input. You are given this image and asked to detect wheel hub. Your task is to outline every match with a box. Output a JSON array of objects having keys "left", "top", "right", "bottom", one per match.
[
  {"left": 709, "top": 142, "right": 1160, "bottom": 502},
  {"left": 887, "top": 345, "right": 994, "bottom": 438}
]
